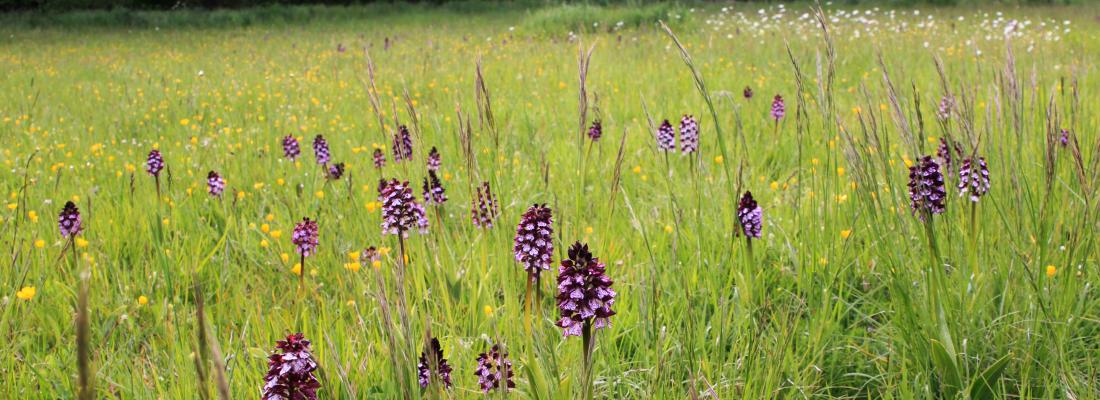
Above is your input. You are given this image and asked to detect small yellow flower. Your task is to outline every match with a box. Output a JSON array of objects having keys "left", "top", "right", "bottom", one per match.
[
  {"left": 260, "top": 239, "right": 269, "bottom": 248},
  {"left": 291, "top": 263, "right": 302, "bottom": 275},
  {"left": 584, "top": 226, "right": 593, "bottom": 234},
  {"left": 6, "top": 203, "right": 16, "bottom": 210},
  {"left": 162, "top": 218, "right": 170, "bottom": 226},
  {"left": 345, "top": 262, "right": 361, "bottom": 273},
  {"left": 315, "top": 191, "right": 325, "bottom": 199},
  {"left": 372, "top": 260, "right": 382, "bottom": 270},
  {"left": 236, "top": 191, "right": 246, "bottom": 200},
  {"left": 483, "top": 305, "right": 494, "bottom": 317},
  {"left": 261, "top": 224, "right": 270, "bottom": 233},
  {"left": 265, "top": 214, "right": 275, "bottom": 222},
  {"left": 770, "top": 181, "right": 780, "bottom": 190},
  {"left": 840, "top": 229, "right": 852, "bottom": 240},
  {"left": 346, "top": 300, "right": 356, "bottom": 306},
  {"left": 632, "top": 166, "right": 642, "bottom": 174},
  {"left": 1046, "top": 265, "right": 1057, "bottom": 277},
  {"left": 714, "top": 155, "right": 724, "bottom": 164},
  {"left": 270, "top": 230, "right": 282, "bottom": 239},
  {"left": 179, "top": 118, "right": 190, "bottom": 126},
  {"left": 280, "top": 253, "right": 290, "bottom": 263},
  {"left": 16, "top": 286, "right": 36, "bottom": 301},
  {"left": 34, "top": 239, "right": 45, "bottom": 248},
  {"left": 378, "top": 247, "right": 391, "bottom": 256},
  {"left": 27, "top": 210, "right": 38, "bottom": 223},
  {"left": 365, "top": 202, "right": 378, "bottom": 212},
  {"left": 664, "top": 225, "right": 674, "bottom": 233},
  {"left": 75, "top": 238, "right": 89, "bottom": 248},
  {"left": 138, "top": 295, "right": 149, "bottom": 306},
  {"left": 837, "top": 167, "right": 846, "bottom": 177},
  {"left": 348, "top": 251, "right": 360, "bottom": 260},
  {"left": 276, "top": 178, "right": 285, "bottom": 186}
]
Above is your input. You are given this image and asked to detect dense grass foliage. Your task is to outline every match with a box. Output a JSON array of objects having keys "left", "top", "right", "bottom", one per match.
[{"left": 2, "top": 3, "right": 1099, "bottom": 399}]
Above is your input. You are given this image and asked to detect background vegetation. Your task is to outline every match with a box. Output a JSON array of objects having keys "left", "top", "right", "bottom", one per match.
[{"left": 2, "top": 1, "right": 1099, "bottom": 399}]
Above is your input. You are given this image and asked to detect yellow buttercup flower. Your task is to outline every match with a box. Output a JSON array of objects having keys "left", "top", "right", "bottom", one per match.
[
  {"left": 840, "top": 229, "right": 852, "bottom": 239},
  {"left": 16, "top": 286, "right": 36, "bottom": 301},
  {"left": 138, "top": 295, "right": 149, "bottom": 305},
  {"left": 1046, "top": 265, "right": 1057, "bottom": 277},
  {"left": 34, "top": 239, "right": 45, "bottom": 248},
  {"left": 291, "top": 263, "right": 302, "bottom": 276}
]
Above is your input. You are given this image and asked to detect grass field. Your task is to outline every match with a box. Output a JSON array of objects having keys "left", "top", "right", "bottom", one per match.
[{"left": 2, "top": 2, "right": 1099, "bottom": 399}]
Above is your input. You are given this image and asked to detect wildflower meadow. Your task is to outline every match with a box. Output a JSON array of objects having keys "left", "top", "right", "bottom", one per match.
[{"left": 1, "top": 2, "right": 1099, "bottom": 398}]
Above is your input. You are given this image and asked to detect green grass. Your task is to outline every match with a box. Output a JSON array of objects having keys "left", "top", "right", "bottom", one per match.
[{"left": 2, "top": 2, "right": 1099, "bottom": 399}]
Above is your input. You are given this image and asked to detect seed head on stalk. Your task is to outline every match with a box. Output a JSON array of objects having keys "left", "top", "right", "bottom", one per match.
[{"left": 471, "top": 181, "right": 499, "bottom": 228}]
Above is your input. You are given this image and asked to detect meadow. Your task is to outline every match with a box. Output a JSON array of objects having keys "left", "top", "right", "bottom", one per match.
[{"left": 1, "top": 2, "right": 1099, "bottom": 398}]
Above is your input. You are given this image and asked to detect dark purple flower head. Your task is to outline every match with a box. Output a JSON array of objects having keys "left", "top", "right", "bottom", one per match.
[
  {"left": 312, "top": 135, "right": 330, "bottom": 165},
  {"left": 283, "top": 135, "right": 301, "bottom": 160},
  {"left": 207, "top": 170, "right": 226, "bottom": 198},
  {"left": 417, "top": 337, "right": 453, "bottom": 390},
  {"left": 427, "top": 147, "right": 441, "bottom": 172},
  {"left": 743, "top": 86, "right": 754, "bottom": 99},
  {"left": 679, "top": 115, "right": 698, "bottom": 154},
  {"left": 514, "top": 204, "right": 554, "bottom": 278},
  {"left": 145, "top": 149, "right": 164, "bottom": 177},
  {"left": 262, "top": 333, "right": 320, "bottom": 400},
  {"left": 422, "top": 170, "right": 448, "bottom": 205},
  {"left": 372, "top": 148, "right": 386, "bottom": 169},
  {"left": 292, "top": 218, "right": 319, "bottom": 257},
  {"left": 359, "top": 246, "right": 380, "bottom": 267},
  {"left": 771, "top": 94, "right": 786, "bottom": 121},
  {"left": 936, "top": 138, "right": 962, "bottom": 175},
  {"left": 378, "top": 179, "right": 429, "bottom": 237},
  {"left": 393, "top": 125, "right": 413, "bottom": 163},
  {"left": 1060, "top": 129, "right": 1070, "bottom": 147},
  {"left": 474, "top": 344, "right": 515, "bottom": 393},
  {"left": 471, "top": 182, "right": 499, "bottom": 228},
  {"left": 59, "top": 201, "right": 82, "bottom": 238},
  {"left": 958, "top": 157, "right": 990, "bottom": 202},
  {"left": 908, "top": 156, "right": 947, "bottom": 219},
  {"left": 326, "top": 162, "right": 345, "bottom": 180},
  {"left": 737, "top": 191, "right": 763, "bottom": 239},
  {"left": 555, "top": 242, "right": 616, "bottom": 337},
  {"left": 587, "top": 120, "right": 602, "bottom": 142},
  {"left": 656, "top": 120, "right": 675, "bottom": 151},
  {"left": 937, "top": 95, "right": 954, "bottom": 121}
]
